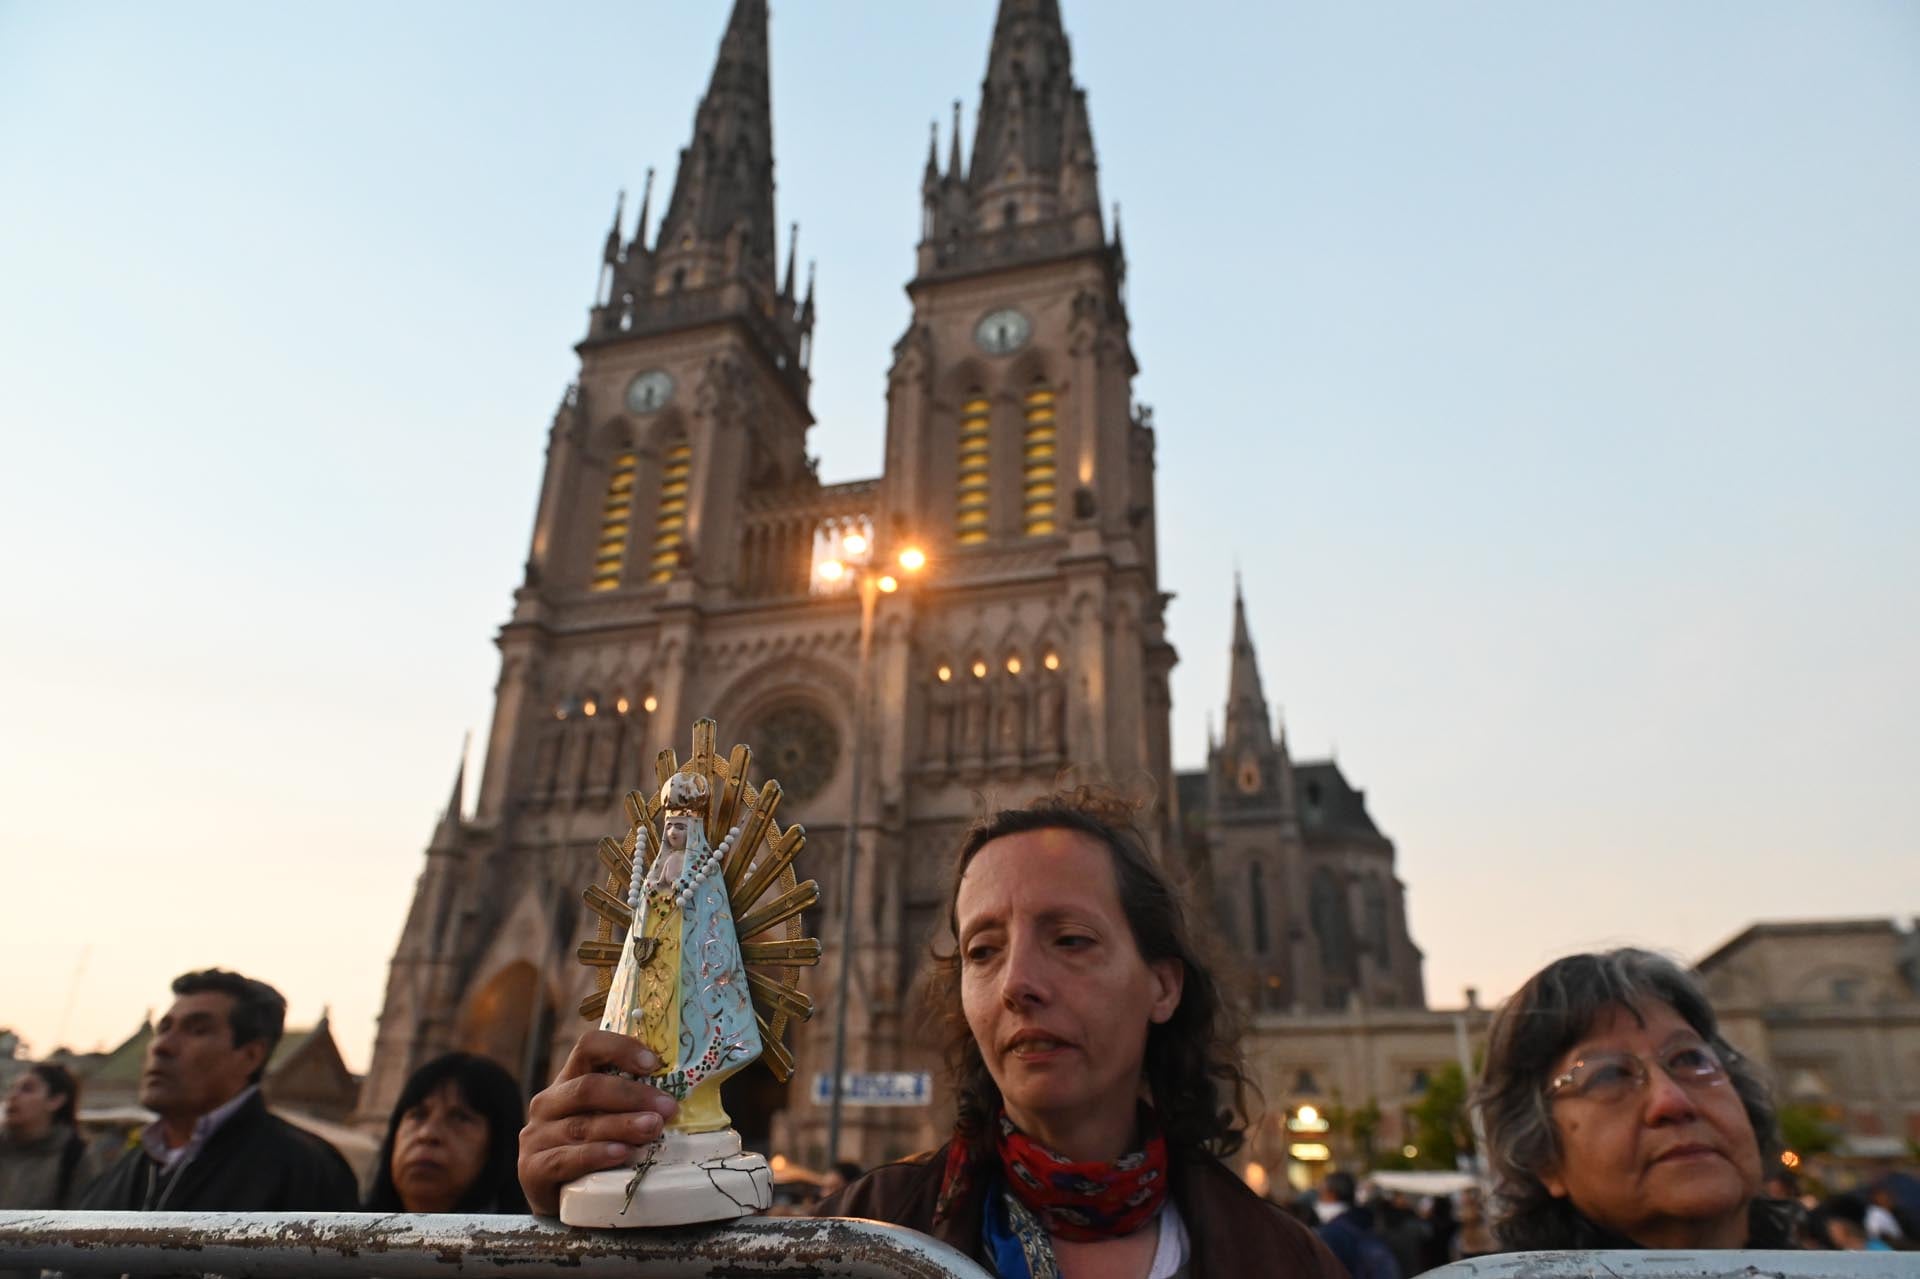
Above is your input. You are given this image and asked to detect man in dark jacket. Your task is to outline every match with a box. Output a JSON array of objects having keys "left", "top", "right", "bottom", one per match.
[{"left": 78, "top": 969, "right": 356, "bottom": 1212}]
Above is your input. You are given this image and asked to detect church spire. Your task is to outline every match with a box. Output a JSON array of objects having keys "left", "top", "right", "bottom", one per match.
[
  {"left": 1223, "top": 576, "right": 1274, "bottom": 757},
  {"left": 585, "top": 1, "right": 807, "bottom": 404},
  {"left": 969, "top": 0, "right": 1076, "bottom": 212},
  {"left": 602, "top": 189, "right": 625, "bottom": 266},
  {"left": 920, "top": 0, "right": 1109, "bottom": 277},
  {"left": 948, "top": 98, "right": 965, "bottom": 180},
  {"left": 650, "top": 0, "right": 777, "bottom": 297},
  {"left": 631, "top": 167, "right": 656, "bottom": 253},
  {"left": 430, "top": 734, "right": 468, "bottom": 851}
]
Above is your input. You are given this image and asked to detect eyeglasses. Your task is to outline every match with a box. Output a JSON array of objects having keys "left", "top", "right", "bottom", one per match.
[{"left": 1546, "top": 1041, "right": 1730, "bottom": 1105}]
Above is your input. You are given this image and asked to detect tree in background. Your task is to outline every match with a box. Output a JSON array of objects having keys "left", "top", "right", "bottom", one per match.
[
  {"left": 1404, "top": 1062, "right": 1474, "bottom": 1170},
  {"left": 1775, "top": 1102, "right": 1839, "bottom": 1157},
  {"left": 1326, "top": 1095, "right": 1383, "bottom": 1168}
]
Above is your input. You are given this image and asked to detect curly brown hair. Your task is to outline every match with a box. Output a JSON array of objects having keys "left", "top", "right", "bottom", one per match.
[{"left": 923, "top": 786, "right": 1253, "bottom": 1159}]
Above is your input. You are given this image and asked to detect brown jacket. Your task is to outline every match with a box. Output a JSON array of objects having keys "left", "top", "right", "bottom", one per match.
[{"left": 817, "top": 1140, "right": 1346, "bottom": 1278}]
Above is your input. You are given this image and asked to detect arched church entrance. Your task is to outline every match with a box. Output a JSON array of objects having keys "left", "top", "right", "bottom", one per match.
[{"left": 458, "top": 962, "right": 556, "bottom": 1097}]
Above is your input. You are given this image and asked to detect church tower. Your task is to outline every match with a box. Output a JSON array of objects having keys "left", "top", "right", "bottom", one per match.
[
  {"left": 358, "top": 0, "right": 825, "bottom": 1134},
  {"left": 1183, "top": 586, "right": 1427, "bottom": 1013},
  {"left": 1198, "top": 580, "right": 1307, "bottom": 1009},
  {"left": 885, "top": 0, "right": 1173, "bottom": 817}
]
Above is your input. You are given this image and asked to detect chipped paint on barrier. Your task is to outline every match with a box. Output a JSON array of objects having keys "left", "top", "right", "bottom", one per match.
[{"left": 0, "top": 1211, "right": 992, "bottom": 1279}]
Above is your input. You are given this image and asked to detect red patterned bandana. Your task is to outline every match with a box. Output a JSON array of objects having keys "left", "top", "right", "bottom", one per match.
[{"left": 992, "top": 1110, "right": 1169, "bottom": 1242}]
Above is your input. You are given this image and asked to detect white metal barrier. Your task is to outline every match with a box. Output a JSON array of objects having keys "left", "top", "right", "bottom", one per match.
[
  {"left": 1428, "top": 1251, "right": 1918, "bottom": 1279},
  {"left": 0, "top": 1211, "right": 992, "bottom": 1279},
  {"left": 5, "top": 1213, "right": 1915, "bottom": 1279}
]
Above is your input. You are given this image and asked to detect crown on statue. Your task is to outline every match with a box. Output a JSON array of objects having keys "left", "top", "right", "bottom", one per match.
[{"left": 659, "top": 768, "right": 711, "bottom": 815}]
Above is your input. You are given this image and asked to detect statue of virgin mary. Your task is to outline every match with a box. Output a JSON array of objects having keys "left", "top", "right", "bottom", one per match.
[{"left": 600, "top": 767, "right": 761, "bottom": 1133}]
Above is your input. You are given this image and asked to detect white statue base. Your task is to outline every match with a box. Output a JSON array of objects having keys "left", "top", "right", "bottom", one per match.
[{"left": 558, "top": 1128, "right": 771, "bottom": 1228}]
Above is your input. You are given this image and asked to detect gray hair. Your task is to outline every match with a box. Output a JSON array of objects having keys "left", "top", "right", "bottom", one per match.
[{"left": 1472, "top": 948, "right": 1779, "bottom": 1251}]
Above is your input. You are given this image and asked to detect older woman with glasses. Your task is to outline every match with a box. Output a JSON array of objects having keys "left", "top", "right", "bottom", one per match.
[{"left": 1474, "top": 948, "right": 1793, "bottom": 1252}]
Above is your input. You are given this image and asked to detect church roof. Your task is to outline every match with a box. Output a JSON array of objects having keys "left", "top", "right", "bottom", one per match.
[
  {"left": 1293, "top": 761, "right": 1386, "bottom": 843},
  {"left": 85, "top": 1020, "right": 152, "bottom": 1088},
  {"left": 1695, "top": 917, "right": 1908, "bottom": 974}
]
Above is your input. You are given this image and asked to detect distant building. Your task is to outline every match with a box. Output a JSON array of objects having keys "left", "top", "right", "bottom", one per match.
[
  {"left": 1243, "top": 1000, "right": 1492, "bottom": 1190},
  {"left": 263, "top": 1013, "right": 361, "bottom": 1126},
  {"left": 1243, "top": 917, "right": 1920, "bottom": 1186},
  {"left": 1179, "top": 588, "right": 1425, "bottom": 1015},
  {"left": 1699, "top": 917, "right": 1920, "bottom": 1156},
  {"left": 67, "top": 1021, "right": 151, "bottom": 1113},
  {"left": 78, "top": 1015, "right": 361, "bottom": 1127}
]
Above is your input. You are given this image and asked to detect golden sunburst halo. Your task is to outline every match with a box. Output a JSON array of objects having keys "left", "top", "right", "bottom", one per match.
[{"left": 573, "top": 717, "right": 820, "bottom": 1081}]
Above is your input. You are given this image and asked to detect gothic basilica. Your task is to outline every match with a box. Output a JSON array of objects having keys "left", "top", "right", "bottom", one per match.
[{"left": 360, "top": 0, "right": 1427, "bottom": 1165}]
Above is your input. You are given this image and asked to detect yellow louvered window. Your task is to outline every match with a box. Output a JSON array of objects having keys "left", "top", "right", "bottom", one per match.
[
  {"left": 589, "top": 452, "right": 638, "bottom": 592},
  {"left": 648, "top": 440, "right": 692, "bottom": 583},
  {"left": 955, "top": 393, "right": 991, "bottom": 545},
  {"left": 1022, "top": 384, "right": 1057, "bottom": 536}
]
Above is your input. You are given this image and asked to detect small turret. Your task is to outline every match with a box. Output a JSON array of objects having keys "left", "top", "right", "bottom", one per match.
[
  {"left": 429, "top": 735, "right": 468, "bottom": 851},
  {"left": 602, "top": 189, "right": 626, "bottom": 268}
]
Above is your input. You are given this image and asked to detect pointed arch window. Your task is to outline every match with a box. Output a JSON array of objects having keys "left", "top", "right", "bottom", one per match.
[
  {"left": 1249, "top": 862, "right": 1270, "bottom": 954},
  {"left": 955, "top": 391, "right": 990, "bottom": 545},
  {"left": 1311, "top": 867, "right": 1354, "bottom": 981},
  {"left": 648, "top": 438, "right": 692, "bottom": 583},
  {"left": 1363, "top": 877, "right": 1390, "bottom": 959},
  {"left": 589, "top": 452, "right": 638, "bottom": 592},
  {"left": 1022, "top": 382, "right": 1057, "bottom": 536}
]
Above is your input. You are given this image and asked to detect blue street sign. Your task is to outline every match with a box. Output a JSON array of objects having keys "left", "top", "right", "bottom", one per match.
[{"left": 810, "top": 1071, "right": 933, "bottom": 1107}]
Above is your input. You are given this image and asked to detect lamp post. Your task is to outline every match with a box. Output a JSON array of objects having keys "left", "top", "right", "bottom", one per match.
[
  {"left": 520, "top": 694, "right": 582, "bottom": 1097},
  {"left": 821, "top": 532, "right": 924, "bottom": 1166}
]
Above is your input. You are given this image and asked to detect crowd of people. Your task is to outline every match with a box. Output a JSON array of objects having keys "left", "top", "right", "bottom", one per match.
[
  {"left": 0, "top": 971, "right": 526, "bottom": 1222},
  {"left": 3, "top": 786, "right": 1916, "bottom": 1279}
]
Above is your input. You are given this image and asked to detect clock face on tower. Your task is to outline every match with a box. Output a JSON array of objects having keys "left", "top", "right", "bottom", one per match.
[
  {"left": 974, "top": 308, "right": 1031, "bottom": 356},
  {"left": 625, "top": 369, "right": 674, "bottom": 414}
]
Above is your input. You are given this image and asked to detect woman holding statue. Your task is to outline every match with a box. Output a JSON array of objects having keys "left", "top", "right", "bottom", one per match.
[{"left": 521, "top": 785, "right": 1342, "bottom": 1278}]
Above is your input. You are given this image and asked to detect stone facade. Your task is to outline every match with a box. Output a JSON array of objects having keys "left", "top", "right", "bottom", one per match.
[
  {"left": 358, "top": 0, "right": 1423, "bottom": 1164},
  {"left": 1699, "top": 917, "right": 1920, "bottom": 1155},
  {"left": 1242, "top": 1003, "right": 1492, "bottom": 1189}
]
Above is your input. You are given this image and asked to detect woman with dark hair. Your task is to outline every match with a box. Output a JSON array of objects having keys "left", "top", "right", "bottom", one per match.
[
  {"left": 811, "top": 788, "right": 1341, "bottom": 1277},
  {"left": 367, "top": 1053, "right": 527, "bottom": 1213},
  {"left": 1, "top": 1063, "right": 102, "bottom": 1211},
  {"left": 1474, "top": 948, "right": 1791, "bottom": 1252}
]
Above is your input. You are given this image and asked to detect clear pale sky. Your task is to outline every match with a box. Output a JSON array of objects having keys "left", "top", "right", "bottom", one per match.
[{"left": 2, "top": 2, "right": 1915, "bottom": 1074}]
